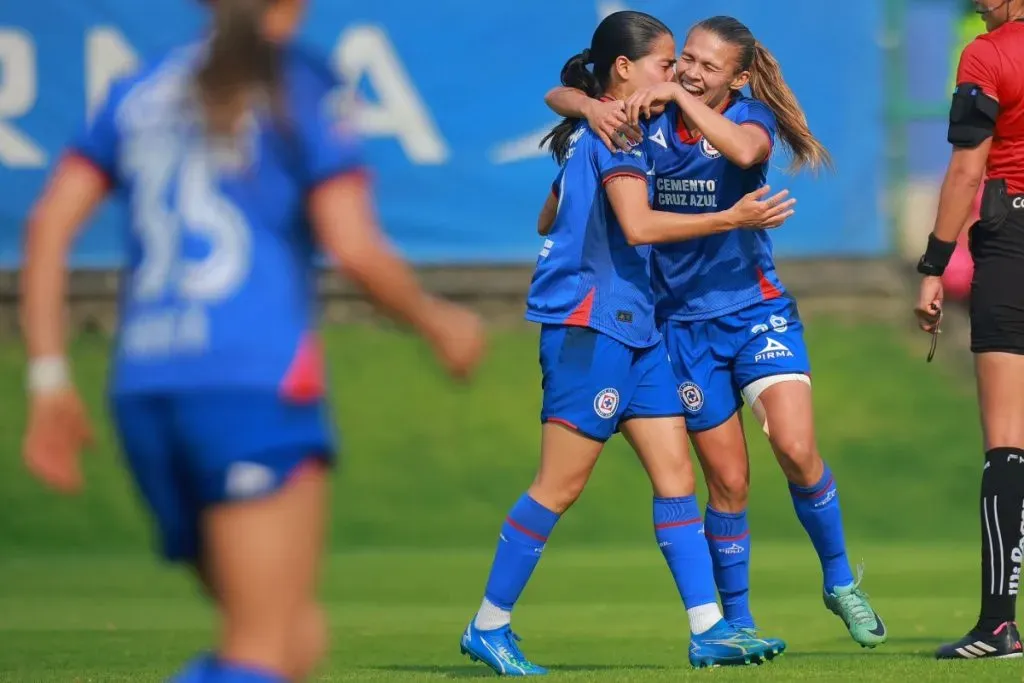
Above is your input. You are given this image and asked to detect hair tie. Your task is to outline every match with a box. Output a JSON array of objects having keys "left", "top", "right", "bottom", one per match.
[{"left": 580, "top": 48, "right": 592, "bottom": 65}]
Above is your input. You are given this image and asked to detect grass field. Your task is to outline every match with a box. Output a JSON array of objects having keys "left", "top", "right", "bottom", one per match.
[{"left": 0, "top": 317, "right": 1008, "bottom": 681}]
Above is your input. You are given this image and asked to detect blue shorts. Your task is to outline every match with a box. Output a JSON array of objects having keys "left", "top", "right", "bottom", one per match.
[
  {"left": 660, "top": 296, "right": 811, "bottom": 432},
  {"left": 110, "top": 391, "right": 336, "bottom": 563},
  {"left": 539, "top": 324, "right": 684, "bottom": 442}
]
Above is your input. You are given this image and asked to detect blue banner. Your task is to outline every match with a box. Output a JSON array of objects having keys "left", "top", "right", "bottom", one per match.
[{"left": 0, "top": 0, "right": 885, "bottom": 267}]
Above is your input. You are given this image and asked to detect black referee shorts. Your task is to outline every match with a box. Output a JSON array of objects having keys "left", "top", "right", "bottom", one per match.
[{"left": 969, "top": 200, "right": 1024, "bottom": 354}]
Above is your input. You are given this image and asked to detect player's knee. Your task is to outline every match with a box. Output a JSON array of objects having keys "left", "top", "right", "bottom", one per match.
[
  {"left": 772, "top": 436, "right": 820, "bottom": 486},
  {"left": 528, "top": 476, "right": 588, "bottom": 514},
  {"left": 705, "top": 467, "right": 748, "bottom": 510},
  {"left": 290, "top": 602, "right": 328, "bottom": 679},
  {"left": 647, "top": 452, "right": 696, "bottom": 499}
]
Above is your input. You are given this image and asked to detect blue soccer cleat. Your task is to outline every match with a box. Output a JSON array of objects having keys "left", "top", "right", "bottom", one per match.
[
  {"left": 689, "top": 619, "right": 778, "bottom": 668},
  {"left": 736, "top": 627, "right": 787, "bottom": 660},
  {"left": 460, "top": 622, "right": 548, "bottom": 676}
]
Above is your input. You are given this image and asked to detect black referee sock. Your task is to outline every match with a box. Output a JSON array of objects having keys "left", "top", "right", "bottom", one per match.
[{"left": 977, "top": 447, "right": 1024, "bottom": 633}]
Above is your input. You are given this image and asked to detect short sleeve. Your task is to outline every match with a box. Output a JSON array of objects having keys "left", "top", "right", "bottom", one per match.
[
  {"left": 67, "top": 79, "right": 130, "bottom": 184},
  {"left": 956, "top": 38, "right": 1001, "bottom": 102},
  {"left": 594, "top": 141, "right": 649, "bottom": 186},
  {"left": 736, "top": 99, "right": 777, "bottom": 150},
  {"left": 551, "top": 166, "right": 565, "bottom": 197},
  {"left": 290, "top": 55, "right": 365, "bottom": 189}
]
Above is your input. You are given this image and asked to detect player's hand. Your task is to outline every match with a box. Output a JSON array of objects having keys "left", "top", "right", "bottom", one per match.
[
  {"left": 623, "top": 82, "right": 682, "bottom": 127},
  {"left": 583, "top": 99, "right": 643, "bottom": 153},
  {"left": 23, "top": 387, "right": 94, "bottom": 494},
  {"left": 728, "top": 186, "right": 796, "bottom": 230},
  {"left": 423, "top": 298, "right": 487, "bottom": 381},
  {"left": 914, "top": 275, "right": 944, "bottom": 333}
]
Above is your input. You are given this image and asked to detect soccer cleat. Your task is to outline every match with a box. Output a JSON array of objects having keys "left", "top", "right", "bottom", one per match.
[
  {"left": 688, "top": 619, "right": 777, "bottom": 668},
  {"left": 736, "top": 627, "right": 787, "bottom": 660},
  {"left": 460, "top": 622, "right": 548, "bottom": 676},
  {"left": 935, "top": 621, "right": 1023, "bottom": 660},
  {"left": 823, "top": 567, "right": 887, "bottom": 648}
]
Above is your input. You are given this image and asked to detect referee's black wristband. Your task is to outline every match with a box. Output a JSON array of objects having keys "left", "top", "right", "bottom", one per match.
[{"left": 916, "top": 234, "right": 957, "bottom": 276}]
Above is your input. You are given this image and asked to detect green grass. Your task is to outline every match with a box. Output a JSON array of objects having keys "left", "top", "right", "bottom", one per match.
[
  {"left": 0, "top": 317, "right": 1002, "bottom": 680},
  {"left": 0, "top": 544, "right": 1017, "bottom": 682}
]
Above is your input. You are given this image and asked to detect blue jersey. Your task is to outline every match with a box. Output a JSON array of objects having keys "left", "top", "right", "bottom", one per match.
[
  {"left": 525, "top": 122, "right": 659, "bottom": 348},
  {"left": 71, "top": 43, "right": 362, "bottom": 396},
  {"left": 645, "top": 95, "right": 785, "bottom": 321}
]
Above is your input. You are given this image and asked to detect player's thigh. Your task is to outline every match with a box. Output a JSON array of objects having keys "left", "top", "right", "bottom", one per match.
[
  {"left": 976, "top": 352, "right": 1024, "bottom": 450},
  {"left": 172, "top": 391, "right": 337, "bottom": 507},
  {"left": 732, "top": 297, "right": 812, "bottom": 433},
  {"left": 660, "top": 318, "right": 740, "bottom": 432},
  {"left": 689, "top": 414, "right": 750, "bottom": 506},
  {"left": 109, "top": 394, "right": 199, "bottom": 562},
  {"left": 618, "top": 342, "right": 694, "bottom": 497},
  {"left": 203, "top": 459, "right": 328, "bottom": 646},
  {"left": 969, "top": 211, "right": 1024, "bottom": 362},
  {"left": 534, "top": 325, "right": 630, "bottom": 507},
  {"left": 538, "top": 324, "right": 634, "bottom": 443}
]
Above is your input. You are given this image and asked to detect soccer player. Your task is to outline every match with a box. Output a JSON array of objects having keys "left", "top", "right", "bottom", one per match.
[
  {"left": 19, "top": 1, "right": 484, "bottom": 681},
  {"left": 460, "top": 11, "right": 797, "bottom": 676},
  {"left": 545, "top": 15, "right": 887, "bottom": 649},
  {"left": 915, "top": 0, "right": 1024, "bottom": 661}
]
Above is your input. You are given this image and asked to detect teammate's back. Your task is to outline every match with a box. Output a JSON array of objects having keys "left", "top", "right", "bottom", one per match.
[{"left": 74, "top": 43, "right": 357, "bottom": 395}]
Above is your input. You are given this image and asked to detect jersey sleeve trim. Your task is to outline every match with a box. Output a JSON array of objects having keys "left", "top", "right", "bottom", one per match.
[
  {"left": 62, "top": 150, "right": 115, "bottom": 189},
  {"left": 307, "top": 166, "right": 372, "bottom": 194},
  {"left": 600, "top": 166, "right": 647, "bottom": 185},
  {"left": 739, "top": 121, "right": 774, "bottom": 155}
]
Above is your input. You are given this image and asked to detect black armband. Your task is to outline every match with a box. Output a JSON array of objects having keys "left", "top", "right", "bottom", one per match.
[
  {"left": 948, "top": 82, "right": 999, "bottom": 148},
  {"left": 916, "top": 234, "right": 957, "bottom": 276}
]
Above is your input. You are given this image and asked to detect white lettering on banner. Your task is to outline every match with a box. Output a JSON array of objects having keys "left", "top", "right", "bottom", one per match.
[
  {"left": 86, "top": 27, "right": 140, "bottom": 123},
  {"left": 334, "top": 25, "right": 449, "bottom": 165},
  {"left": 0, "top": 29, "right": 46, "bottom": 168}
]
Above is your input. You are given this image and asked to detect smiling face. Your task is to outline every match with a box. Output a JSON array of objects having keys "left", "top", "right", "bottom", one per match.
[{"left": 676, "top": 26, "right": 749, "bottom": 110}]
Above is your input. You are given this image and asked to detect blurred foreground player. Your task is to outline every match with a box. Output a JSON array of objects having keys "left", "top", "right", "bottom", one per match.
[
  {"left": 19, "top": 0, "right": 484, "bottom": 681},
  {"left": 914, "top": 0, "right": 1024, "bottom": 661}
]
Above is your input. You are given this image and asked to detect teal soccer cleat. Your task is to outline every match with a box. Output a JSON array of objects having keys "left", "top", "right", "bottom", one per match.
[
  {"left": 824, "top": 566, "right": 888, "bottom": 648},
  {"left": 460, "top": 622, "right": 548, "bottom": 676}
]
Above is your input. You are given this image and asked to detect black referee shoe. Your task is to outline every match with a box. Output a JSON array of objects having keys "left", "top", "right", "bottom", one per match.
[{"left": 935, "top": 621, "right": 1023, "bottom": 660}]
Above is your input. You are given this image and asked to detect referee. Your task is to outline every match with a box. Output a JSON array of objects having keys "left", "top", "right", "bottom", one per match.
[{"left": 915, "top": 0, "right": 1024, "bottom": 661}]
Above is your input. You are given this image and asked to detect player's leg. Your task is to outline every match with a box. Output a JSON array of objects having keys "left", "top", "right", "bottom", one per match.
[
  {"left": 734, "top": 297, "right": 885, "bottom": 648},
  {"left": 619, "top": 341, "right": 779, "bottom": 667},
  {"left": 462, "top": 325, "right": 610, "bottom": 676},
  {"left": 110, "top": 395, "right": 218, "bottom": 682},
  {"left": 662, "top": 319, "right": 766, "bottom": 638},
  {"left": 176, "top": 391, "right": 336, "bottom": 682},
  {"left": 192, "top": 561, "right": 328, "bottom": 681},
  {"left": 936, "top": 237, "right": 1024, "bottom": 659}
]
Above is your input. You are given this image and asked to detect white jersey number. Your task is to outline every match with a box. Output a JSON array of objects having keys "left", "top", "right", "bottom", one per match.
[{"left": 125, "top": 135, "right": 252, "bottom": 305}]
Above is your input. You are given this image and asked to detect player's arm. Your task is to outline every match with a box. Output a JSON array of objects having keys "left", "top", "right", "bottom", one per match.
[
  {"left": 624, "top": 83, "right": 770, "bottom": 168},
  {"left": 545, "top": 86, "right": 640, "bottom": 152},
  {"left": 606, "top": 177, "right": 794, "bottom": 245},
  {"left": 21, "top": 157, "right": 110, "bottom": 372},
  {"left": 919, "top": 38, "right": 1000, "bottom": 273},
  {"left": 309, "top": 174, "right": 451, "bottom": 335},
  {"left": 537, "top": 190, "right": 557, "bottom": 236}
]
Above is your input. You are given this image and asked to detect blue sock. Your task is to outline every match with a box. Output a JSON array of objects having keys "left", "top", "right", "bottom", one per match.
[
  {"left": 482, "top": 494, "right": 560, "bottom": 613},
  {"left": 207, "top": 661, "right": 286, "bottom": 683},
  {"left": 169, "top": 654, "right": 214, "bottom": 683},
  {"left": 654, "top": 496, "right": 718, "bottom": 609},
  {"left": 789, "top": 463, "right": 855, "bottom": 592},
  {"left": 704, "top": 506, "right": 753, "bottom": 629}
]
